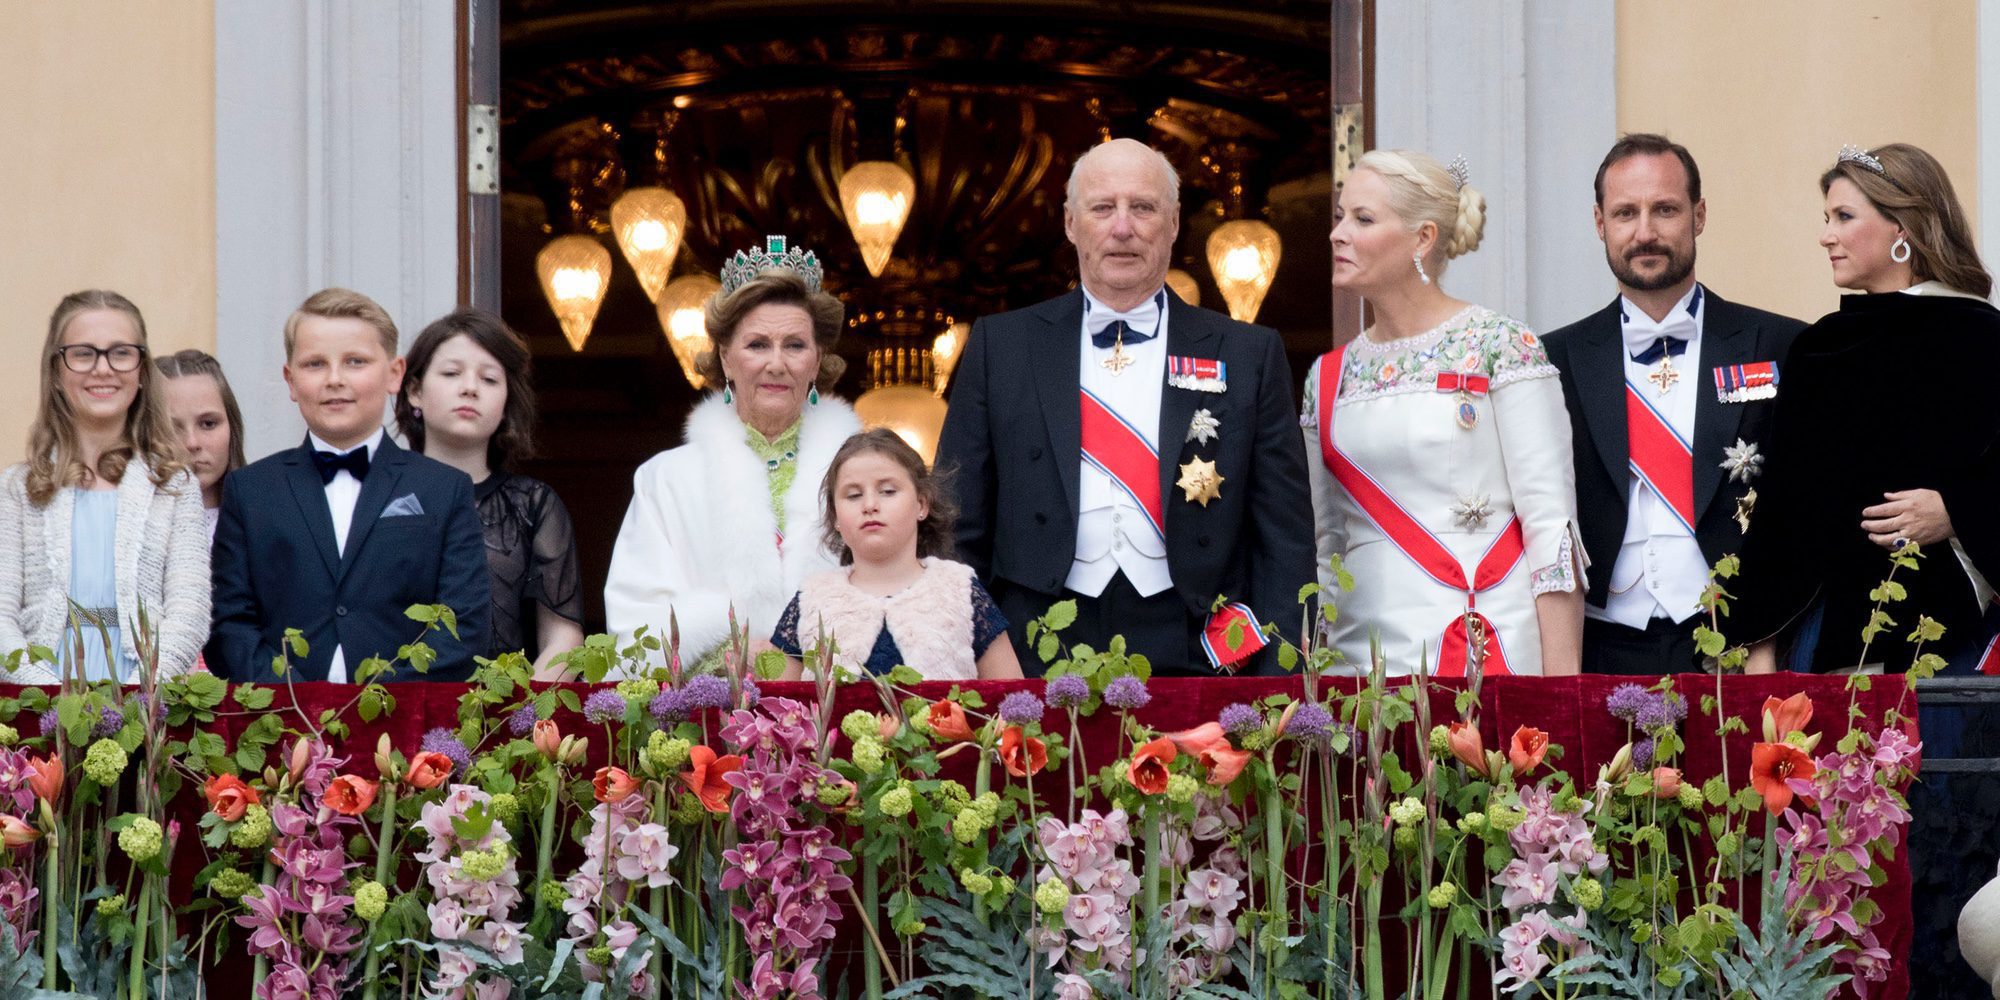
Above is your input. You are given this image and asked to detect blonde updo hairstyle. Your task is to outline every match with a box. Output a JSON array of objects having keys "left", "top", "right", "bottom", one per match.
[
  {"left": 1354, "top": 149, "right": 1486, "bottom": 279},
  {"left": 693, "top": 269, "right": 847, "bottom": 391}
]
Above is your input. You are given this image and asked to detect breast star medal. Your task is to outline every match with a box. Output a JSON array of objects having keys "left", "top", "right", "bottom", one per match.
[
  {"left": 1646, "top": 355, "right": 1680, "bottom": 394},
  {"left": 1101, "top": 324, "right": 1135, "bottom": 375},
  {"left": 1449, "top": 495, "right": 1494, "bottom": 531},
  {"left": 1177, "top": 457, "right": 1224, "bottom": 506},
  {"left": 1720, "top": 438, "right": 1763, "bottom": 484},
  {"left": 1186, "top": 408, "right": 1219, "bottom": 445},
  {"left": 1734, "top": 488, "right": 1758, "bottom": 534}
]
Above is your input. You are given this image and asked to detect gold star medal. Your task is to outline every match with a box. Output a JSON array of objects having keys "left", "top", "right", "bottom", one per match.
[{"left": 1178, "top": 457, "right": 1224, "bottom": 507}]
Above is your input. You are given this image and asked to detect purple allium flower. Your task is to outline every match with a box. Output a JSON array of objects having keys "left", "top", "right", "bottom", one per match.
[
  {"left": 1219, "top": 703, "right": 1261, "bottom": 736},
  {"left": 1631, "top": 737, "right": 1656, "bottom": 771},
  {"left": 683, "top": 674, "right": 733, "bottom": 711},
  {"left": 1103, "top": 676, "right": 1151, "bottom": 711},
  {"left": 1045, "top": 674, "right": 1090, "bottom": 709},
  {"left": 420, "top": 727, "right": 473, "bottom": 772},
  {"left": 1663, "top": 693, "right": 1688, "bottom": 725},
  {"left": 998, "top": 691, "right": 1045, "bottom": 725},
  {"left": 92, "top": 707, "right": 125, "bottom": 739},
  {"left": 1634, "top": 697, "right": 1671, "bottom": 731},
  {"left": 35, "top": 709, "right": 57, "bottom": 737},
  {"left": 1605, "top": 683, "right": 1651, "bottom": 724},
  {"left": 649, "top": 686, "right": 692, "bottom": 725},
  {"left": 582, "top": 689, "right": 627, "bottom": 725},
  {"left": 506, "top": 703, "right": 537, "bottom": 737},
  {"left": 1283, "top": 702, "right": 1334, "bottom": 744}
]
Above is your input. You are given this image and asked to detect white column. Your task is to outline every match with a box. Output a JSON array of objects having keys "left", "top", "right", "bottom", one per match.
[
  {"left": 214, "top": 0, "right": 460, "bottom": 461},
  {"left": 1371, "top": 0, "right": 1618, "bottom": 333}
]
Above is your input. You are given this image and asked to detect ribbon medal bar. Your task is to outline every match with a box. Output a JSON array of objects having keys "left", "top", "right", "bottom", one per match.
[
  {"left": 1167, "top": 356, "right": 1227, "bottom": 392},
  {"left": 1713, "top": 361, "right": 1779, "bottom": 403}
]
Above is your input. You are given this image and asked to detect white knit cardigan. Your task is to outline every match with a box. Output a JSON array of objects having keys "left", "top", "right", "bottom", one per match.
[{"left": 0, "top": 458, "right": 211, "bottom": 684}]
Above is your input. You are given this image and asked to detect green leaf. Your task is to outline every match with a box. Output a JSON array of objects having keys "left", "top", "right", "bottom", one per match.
[
  {"left": 231, "top": 685, "right": 274, "bottom": 711},
  {"left": 1042, "top": 600, "right": 1078, "bottom": 632}
]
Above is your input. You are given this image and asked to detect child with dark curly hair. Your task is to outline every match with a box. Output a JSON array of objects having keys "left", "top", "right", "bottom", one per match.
[{"left": 775, "top": 429, "right": 1021, "bottom": 679}]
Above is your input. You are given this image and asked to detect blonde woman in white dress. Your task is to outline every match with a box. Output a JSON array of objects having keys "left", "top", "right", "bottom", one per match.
[{"left": 1304, "top": 150, "right": 1584, "bottom": 677}]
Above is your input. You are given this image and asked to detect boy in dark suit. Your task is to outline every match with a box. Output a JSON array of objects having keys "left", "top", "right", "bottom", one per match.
[{"left": 208, "top": 288, "right": 489, "bottom": 681}]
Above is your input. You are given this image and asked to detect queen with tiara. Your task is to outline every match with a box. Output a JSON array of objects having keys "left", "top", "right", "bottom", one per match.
[{"left": 604, "top": 237, "right": 861, "bottom": 671}]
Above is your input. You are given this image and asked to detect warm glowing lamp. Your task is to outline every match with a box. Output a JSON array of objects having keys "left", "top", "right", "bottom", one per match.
[
  {"left": 610, "top": 186, "right": 687, "bottom": 303},
  {"left": 1205, "top": 220, "right": 1282, "bottom": 323},
  {"left": 932, "top": 321, "right": 968, "bottom": 396},
  {"left": 656, "top": 273, "right": 722, "bottom": 389},
  {"left": 536, "top": 234, "right": 612, "bottom": 352},
  {"left": 1165, "top": 269, "right": 1200, "bottom": 306},
  {"left": 854, "top": 384, "right": 949, "bottom": 465},
  {"left": 838, "top": 161, "right": 916, "bottom": 278}
]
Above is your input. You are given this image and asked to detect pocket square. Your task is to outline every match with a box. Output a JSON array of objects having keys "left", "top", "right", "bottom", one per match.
[{"left": 381, "top": 494, "right": 426, "bottom": 518}]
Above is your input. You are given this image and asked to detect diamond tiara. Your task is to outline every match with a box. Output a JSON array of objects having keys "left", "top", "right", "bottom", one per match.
[
  {"left": 719, "top": 236, "right": 825, "bottom": 295},
  {"left": 1837, "top": 144, "right": 1886, "bottom": 176},
  {"left": 1445, "top": 154, "right": 1471, "bottom": 190}
]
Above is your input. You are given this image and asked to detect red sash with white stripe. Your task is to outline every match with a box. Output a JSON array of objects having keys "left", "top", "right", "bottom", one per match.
[
  {"left": 1315, "top": 350, "right": 1520, "bottom": 677},
  {"left": 1624, "top": 384, "right": 1696, "bottom": 534},
  {"left": 1079, "top": 389, "right": 1165, "bottom": 541}
]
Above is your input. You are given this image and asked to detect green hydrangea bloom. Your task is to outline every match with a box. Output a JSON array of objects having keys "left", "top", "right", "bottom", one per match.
[
  {"left": 1485, "top": 804, "right": 1524, "bottom": 834},
  {"left": 210, "top": 870, "right": 256, "bottom": 900},
  {"left": 1389, "top": 796, "right": 1425, "bottom": 828},
  {"left": 972, "top": 792, "right": 1000, "bottom": 824},
  {"left": 816, "top": 780, "right": 850, "bottom": 807},
  {"left": 994, "top": 875, "right": 1016, "bottom": 896},
  {"left": 840, "top": 710, "right": 880, "bottom": 744},
  {"left": 1427, "top": 725, "right": 1452, "bottom": 756},
  {"left": 671, "top": 794, "right": 707, "bottom": 826},
  {"left": 1239, "top": 731, "right": 1271, "bottom": 752},
  {"left": 952, "top": 806, "right": 987, "bottom": 844},
  {"left": 83, "top": 739, "right": 128, "bottom": 785},
  {"left": 1034, "top": 878, "right": 1070, "bottom": 914},
  {"left": 487, "top": 792, "right": 520, "bottom": 825},
  {"left": 96, "top": 894, "right": 127, "bottom": 918},
  {"left": 1464, "top": 811, "right": 1489, "bottom": 831},
  {"left": 657, "top": 735, "right": 693, "bottom": 772},
  {"left": 538, "top": 879, "right": 569, "bottom": 907},
  {"left": 937, "top": 781, "right": 971, "bottom": 811},
  {"left": 1165, "top": 774, "right": 1198, "bottom": 804},
  {"left": 1569, "top": 877, "right": 1604, "bottom": 911},
  {"left": 878, "top": 787, "right": 914, "bottom": 818},
  {"left": 1426, "top": 881, "right": 1457, "bottom": 908},
  {"left": 231, "top": 805, "right": 273, "bottom": 849},
  {"left": 1392, "top": 826, "right": 1419, "bottom": 852},
  {"left": 353, "top": 880, "right": 388, "bottom": 921},
  {"left": 118, "top": 817, "right": 163, "bottom": 863},
  {"left": 0, "top": 723, "right": 18, "bottom": 746},
  {"left": 959, "top": 869, "right": 994, "bottom": 895},
  {"left": 585, "top": 945, "right": 614, "bottom": 967},
  {"left": 460, "top": 847, "right": 508, "bottom": 882},
  {"left": 850, "top": 737, "right": 885, "bottom": 775},
  {"left": 1675, "top": 783, "right": 1703, "bottom": 811},
  {"left": 615, "top": 678, "right": 660, "bottom": 704}
]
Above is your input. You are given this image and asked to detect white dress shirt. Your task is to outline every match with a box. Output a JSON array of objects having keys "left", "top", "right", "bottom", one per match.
[
  {"left": 1068, "top": 286, "right": 1174, "bottom": 598},
  {"left": 1594, "top": 283, "right": 1711, "bottom": 627},
  {"left": 306, "top": 426, "right": 386, "bottom": 682}
]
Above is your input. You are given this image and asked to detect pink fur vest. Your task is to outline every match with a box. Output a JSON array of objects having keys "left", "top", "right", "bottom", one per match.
[{"left": 796, "top": 558, "right": 977, "bottom": 679}]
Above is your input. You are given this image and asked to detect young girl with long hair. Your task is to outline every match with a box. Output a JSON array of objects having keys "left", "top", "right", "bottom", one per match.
[
  {"left": 0, "top": 290, "right": 210, "bottom": 682},
  {"left": 156, "top": 349, "right": 248, "bottom": 543},
  {"left": 776, "top": 429, "right": 1022, "bottom": 680}
]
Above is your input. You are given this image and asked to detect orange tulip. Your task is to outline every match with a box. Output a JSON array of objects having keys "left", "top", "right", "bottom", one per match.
[
  {"left": 1749, "top": 742, "right": 1818, "bottom": 815},
  {"left": 1651, "top": 767, "right": 1683, "bottom": 800},
  {"left": 679, "top": 747, "right": 743, "bottom": 813},
  {"left": 1164, "top": 722, "right": 1229, "bottom": 757},
  {"left": 926, "top": 700, "right": 976, "bottom": 742},
  {"left": 1508, "top": 727, "right": 1549, "bottom": 773},
  {"left": 1761, "top": 692, "right": 1815, "bottom": 743},
  {"left": 1199, "top": 746, "right": 1253, "bottom": 786},
  {"left": 202, "top": 774, "right": 262, "bottom": 822},
  {"left": 1127, "top": 737, "right": 1176, "bottom": 795},
  {"left": 324, "top": 775, "right": 379, "bottom": 816},
  {"left": 999, "top": 726, "right": 1047, "bottom": 778},
  {"left": 26, "top": 757, "right": 62, "bottom": 804},
  {"left": 594, "top": 766, "right": 642, "bottom": 804},
  {"left": 407, "top": 751, "right": 454, "bottom": 790},
  {"left": 0, "top": 815, "right": 39, "bottom": 848},
  {"left": 532, "top": 720, "right": 562, "bottom": 760},
  {"left": 1446, "top": 722, "right": 1488, "bottom": 777}
]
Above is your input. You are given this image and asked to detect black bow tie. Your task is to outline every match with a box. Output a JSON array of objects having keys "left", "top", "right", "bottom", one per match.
[
  {"left": 1088, "top": 289, "right": 1169, "bottom": 349},
  {"left": 312, "top": 447, "right": 371, "bottom": 484},
  {"left": 1630, "top": 337, "right": 1689, "bottom": 365}
]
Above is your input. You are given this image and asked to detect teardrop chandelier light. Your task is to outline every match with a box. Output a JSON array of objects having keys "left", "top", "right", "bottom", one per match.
[
  {"left": 656, "top": 273, "right": 722, "bottom": 389},
  {"left": 536, "top": 234, "right": 612, "bottom": 352},
  {"left": 931, "top": 320, "right": 968, "bottom": 396},
  {"left": 838, "top": 160, "right": 916, "bottom": 278},
  {"left": 1165, "top": 268, "right": 1200, "bottom": 307},
  {"left": 611, "top": 186, "right": 687, "bottom": 303},
  {"left": 1205, "top": 219, "right": 1282, "bottom": 323}
]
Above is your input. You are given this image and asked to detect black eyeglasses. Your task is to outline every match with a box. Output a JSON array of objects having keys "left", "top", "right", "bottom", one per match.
[{"left": 56, "top": 344, "right": 146, "bottom": 374}]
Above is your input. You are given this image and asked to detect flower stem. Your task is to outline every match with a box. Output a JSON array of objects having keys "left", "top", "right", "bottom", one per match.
[
  {"left": 1262, "top": 749, "right": 1289, "bottom": 969},
  {"left": 532, "top": 764, "right": 561, "bottom": 931},
  {"left": 359, "top": 781, "right": 400, "bottom": 1000},
  {"left": 128, "top": 876, "right": 152, "bottom": 1000},
  {"left": 250, "top": 856, "right": 276, "bottom": 989},
  {"left": 41, "top": 822, "right": 58, "bottom": 990},
  {"left": 648, "top": 782, "right": 667, "bottom": 988}
]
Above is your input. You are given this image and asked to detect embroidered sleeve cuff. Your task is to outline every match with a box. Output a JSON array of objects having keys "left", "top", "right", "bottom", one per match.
[{"left": 1530, "top": 528, "right": 1581, "bottom": 595}]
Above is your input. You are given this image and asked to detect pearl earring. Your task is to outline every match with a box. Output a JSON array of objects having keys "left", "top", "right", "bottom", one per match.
[{"left": 1413, "top": 253, "right": 1431, "bottom": 285}]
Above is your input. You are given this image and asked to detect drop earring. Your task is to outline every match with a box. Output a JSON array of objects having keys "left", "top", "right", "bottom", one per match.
[
  {"left": 1413, "top": 252, "right": 1431, "bottom": 285},
  {"left": 411, "top": 407, "right": 423, "bottom": 421},
  {"left": 808, "top": 384, "right": 820, "bottom": 407},
  {"left": 722, "top": 382, "right": 733, "bottom": 404}
]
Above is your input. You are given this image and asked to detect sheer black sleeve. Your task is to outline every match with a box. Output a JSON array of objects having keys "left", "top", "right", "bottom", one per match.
[
  {"left": 969, "top": 578, "right": 1009, "bottom": 657},
  {"left": 771, "top": 594, "right": 805, "bottom": 656},
  {"left": 526, "top": 481, "right": 583, "bottom": 626}
]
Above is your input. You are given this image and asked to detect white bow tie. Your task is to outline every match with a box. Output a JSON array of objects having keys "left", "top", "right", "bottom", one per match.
[{"left": 1620, "top": 287, "right": 1701, "bottom": 358}]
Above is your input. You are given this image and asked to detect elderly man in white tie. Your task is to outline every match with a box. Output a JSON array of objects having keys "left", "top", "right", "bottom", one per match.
[
  {"left": 1543, "top": 133, "right": 1804, "bottom": 674},
  {"left": 933, "top": 138, "right": 1314, "bottom": 677}
]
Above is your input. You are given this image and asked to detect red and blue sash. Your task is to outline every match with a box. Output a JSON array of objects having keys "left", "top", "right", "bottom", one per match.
[
  {"left": 1316, "top": 349, "right": 1519, "bottom": 677},
  {"left": 1625, "top": 384, "right": 1697, "bottom": 535},
  {"left": 1079, "top": 388, "right": 1165, "bottom": 542}
]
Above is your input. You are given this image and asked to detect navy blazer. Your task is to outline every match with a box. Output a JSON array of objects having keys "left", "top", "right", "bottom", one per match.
[
  {"left": 206, "top": 434, "right": 490, "bottom": 682},
  {"left": 934, "top": 289, "right": 1315, "bottom": 670}
]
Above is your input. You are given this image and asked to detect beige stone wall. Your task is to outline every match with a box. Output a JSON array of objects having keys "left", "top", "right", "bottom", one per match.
[
  {"left": 1616, "top": 0, "right": 1979, "bottom": 324},
  {"left": 0, "top": 2, "right": 215, "bottom": 464}
]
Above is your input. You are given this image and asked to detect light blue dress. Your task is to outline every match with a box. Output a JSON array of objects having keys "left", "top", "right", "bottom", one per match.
[{"left": 66, "top": 489, "right": 131, "bottom": 683}]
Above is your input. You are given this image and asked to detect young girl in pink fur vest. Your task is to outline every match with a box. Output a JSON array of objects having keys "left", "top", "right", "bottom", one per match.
[{"left": 775, "top": 429, "right": 1022, "bottom": 680}]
